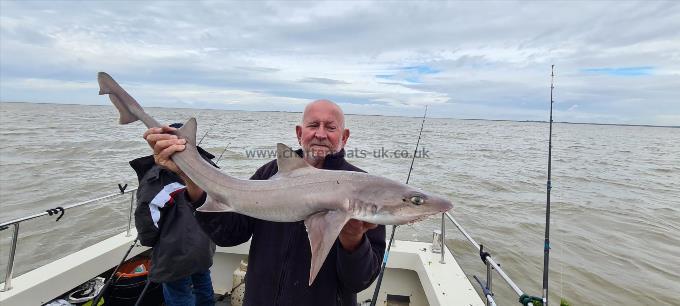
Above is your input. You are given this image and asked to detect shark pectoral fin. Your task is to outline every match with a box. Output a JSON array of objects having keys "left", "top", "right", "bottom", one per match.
[
  {"left": 177, "top": 118, "right": 197, "bottom": 146},
  {"left": 196, "top": 195, "right": 234, "bottom": 213},
  {"left": 304, "top": 210, "right": 351, "bottom": 286},
  {"left": 275, "top": 143, "right": 312, "bottom": 174}
]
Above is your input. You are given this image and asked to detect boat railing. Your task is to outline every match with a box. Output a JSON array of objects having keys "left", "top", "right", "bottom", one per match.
[
  {"left": 0, "top": 185, "right": 138, "bottom": 292},
  {"left": 437, "top": 211, "right": 535, "bottom": 306}
]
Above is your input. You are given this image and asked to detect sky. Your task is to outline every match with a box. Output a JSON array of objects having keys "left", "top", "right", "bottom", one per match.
[{"left": 1, "top": 1, "right": 678, "bottom": 125}]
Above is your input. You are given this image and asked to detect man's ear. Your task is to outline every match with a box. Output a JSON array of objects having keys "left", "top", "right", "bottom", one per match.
[
  {"left": 342, "top": 128, "right": 350, "bottom": 147},
  {"left": 296, "top": 125, "right": 302, "bottom": 145}
]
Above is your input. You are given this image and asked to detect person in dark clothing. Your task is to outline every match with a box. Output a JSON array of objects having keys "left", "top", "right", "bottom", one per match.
[
  {"left": 131, "top": 123, "right": 217, "bottom": 306},
  {"left": 143, "top": 100, "right": 386, "bottom": 306}
]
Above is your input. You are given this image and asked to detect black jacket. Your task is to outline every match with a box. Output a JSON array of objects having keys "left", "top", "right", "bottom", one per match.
[
  {"left": 194, "top": 149, "right": 386, "bottom": 306},
  {"left": 130, "top": 150, "right": 216, "bottom": 283}
]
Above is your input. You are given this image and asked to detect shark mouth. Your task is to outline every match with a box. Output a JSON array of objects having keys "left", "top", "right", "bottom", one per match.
[{"left": 406, "top": 215, "right": 429, "bottom": 225}]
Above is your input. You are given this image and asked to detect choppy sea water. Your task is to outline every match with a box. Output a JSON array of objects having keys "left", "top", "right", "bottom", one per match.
[{"left": 1, "top": 102, "right": 678, "bottom": 305}]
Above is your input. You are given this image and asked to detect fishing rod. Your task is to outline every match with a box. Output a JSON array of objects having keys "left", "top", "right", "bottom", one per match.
[
  {"left": 197, "top": 128, "right": 210, "bottom": 145},
  {"left": 370, "top": 105, "right": 428, "bottom": 306},
  {"left": 134, "top": 279, "right": 153, "bottom": 306},
  {"left": 406, "top": 105, "right": 427, "bottom": 184},
  {"left": 542, "top": 65, "right": 556, "bottom": 306},
  {"left": 215, "top": 142, "right": 231, "bottom": 165},
  {"left": 91, "top": 237, "right": 139, "bottom": 306}
]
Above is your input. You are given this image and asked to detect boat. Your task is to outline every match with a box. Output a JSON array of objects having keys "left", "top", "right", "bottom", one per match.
[{"left": 0, "top": 187, "right": 490, "bottom": 306}]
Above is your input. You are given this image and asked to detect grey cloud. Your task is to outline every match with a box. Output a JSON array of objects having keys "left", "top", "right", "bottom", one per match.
[
  {"left": 299, "top": 77, "right": 350, "bottom": 85},
  {"left": 235, "top": 66, "right": 281, "bottom": 73}
]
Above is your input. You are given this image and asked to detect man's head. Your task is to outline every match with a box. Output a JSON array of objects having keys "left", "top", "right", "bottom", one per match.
[{"left": 296, "top": 99, "right": 349, "bottom": 168}]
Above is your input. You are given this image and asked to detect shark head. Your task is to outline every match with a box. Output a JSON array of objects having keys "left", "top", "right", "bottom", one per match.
[{"left": 353, "top": 179, "right": 453, "bottom": 225}]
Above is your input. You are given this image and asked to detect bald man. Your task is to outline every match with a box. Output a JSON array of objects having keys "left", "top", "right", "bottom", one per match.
[{"left": 144, "top": 100, "right": 386, "bottom": 306}]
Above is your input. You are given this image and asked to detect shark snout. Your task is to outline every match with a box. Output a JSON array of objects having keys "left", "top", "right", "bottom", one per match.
[
  {"left": 440, "top": 202, "right": 453, "bottom": 212},
  {"left": 432, "top": 195, "right": 453, "bottom": 213}
]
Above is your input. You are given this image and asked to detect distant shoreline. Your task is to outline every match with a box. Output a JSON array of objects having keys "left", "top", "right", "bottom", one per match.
[{"left": 2, "top": 101, "right": 678, "bottom": 129}]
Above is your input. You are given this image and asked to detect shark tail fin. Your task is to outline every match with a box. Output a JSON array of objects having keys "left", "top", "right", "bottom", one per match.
[
  {"left": 177, "top": 118, "right": 197, "bottom": 147},
  {"left": 97, "top": 72, "right": 139, "bottom": 125},
  {"left": 108, "top": 94, "right": 139, "bottom": 124}
]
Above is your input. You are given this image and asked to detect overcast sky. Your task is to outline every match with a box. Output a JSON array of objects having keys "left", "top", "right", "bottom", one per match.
[{"left": 1, "top": 1, "right": 678, "bottom": 125}]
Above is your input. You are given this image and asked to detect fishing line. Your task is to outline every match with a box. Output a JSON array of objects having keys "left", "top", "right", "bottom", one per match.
[{"left": 370, "top": 105, "right": 428, "bottom": 306}]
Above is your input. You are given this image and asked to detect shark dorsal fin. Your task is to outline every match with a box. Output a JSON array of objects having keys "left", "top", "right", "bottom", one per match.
[
  {"left": 177, "top": 118, "right": 197, "bottom": 146},
  {"left": 276, "top": 143, "right": 311, "bottom": 173}
]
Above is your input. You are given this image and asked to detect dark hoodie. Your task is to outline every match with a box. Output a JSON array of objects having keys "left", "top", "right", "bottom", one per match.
[
  {"left": 194, "top": 149, "right": 386, "bottom": 306},
  {"left": 129, "top": 147, "right": 217, "bottom": 283}
]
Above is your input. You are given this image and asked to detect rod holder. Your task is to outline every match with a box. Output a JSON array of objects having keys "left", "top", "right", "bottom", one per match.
[
  {"left": 439, "top": 213, "right": 446, "bottom": 264},
  {"left": 126, "top": 192, "right": 135, "bottom": 237},
  {"left": 486, "top": 259, "right": 493, "bottom": 306},
  {"left": 390, "top": 228, "right": 397, "bottom": 248},
  {"left": 431, "top": 230, "right": 442, "bottom": 253},
  {"left": 1, "top": 223, "right": 20, "bottom": 292}
]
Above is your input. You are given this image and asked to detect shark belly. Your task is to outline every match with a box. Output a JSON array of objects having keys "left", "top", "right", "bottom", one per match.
[{"left": 205, "top": 186, "right": 345, "bottom": 223}]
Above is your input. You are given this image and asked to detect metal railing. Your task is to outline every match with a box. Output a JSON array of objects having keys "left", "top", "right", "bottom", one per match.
[
  {"left": 439, "top": 212, "right": 534, "bottom": 306},
  {"left": 0, "top": 186, "right": 137, "bottom": 292}
]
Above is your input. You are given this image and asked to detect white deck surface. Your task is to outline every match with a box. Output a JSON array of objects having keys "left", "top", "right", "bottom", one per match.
[{"left": 362, "top": 240, "right": 484, "bottom": 306}]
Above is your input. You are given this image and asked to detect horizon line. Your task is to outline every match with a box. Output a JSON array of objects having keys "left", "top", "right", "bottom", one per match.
[{"left": 1, "top": 100, "right": 677, "bottom": 129}]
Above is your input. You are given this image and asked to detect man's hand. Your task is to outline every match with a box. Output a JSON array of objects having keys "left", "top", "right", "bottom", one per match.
[
  {"left": 143, "top": 126, "right": 187, "bottom": 174},
  {"left": 339, "top": 219, "right": 378, "bottom": 252},
  {"left": 143, "top": 126, "right": 204, "bottom": 201}
]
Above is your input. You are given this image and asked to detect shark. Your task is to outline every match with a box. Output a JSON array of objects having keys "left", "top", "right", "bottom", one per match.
[{"left": 97, "top": 72, "right": 454, "bottom": 285}]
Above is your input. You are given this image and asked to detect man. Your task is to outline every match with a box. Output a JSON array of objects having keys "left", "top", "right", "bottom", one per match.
[
  {"left": 132, "top": 123, "right": 216, "bottom": 306},
  {"left": 144, "top": 100, "right": 386, "bottom": 306}
]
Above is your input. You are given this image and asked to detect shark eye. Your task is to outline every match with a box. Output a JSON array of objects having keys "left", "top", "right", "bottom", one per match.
[{"left": 410, "top": 196, "right": 424, "bottom": 206}]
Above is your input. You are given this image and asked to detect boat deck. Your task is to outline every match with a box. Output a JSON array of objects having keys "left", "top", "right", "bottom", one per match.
[{"left": 1, "top": 230, "right": 484, "bottom": 306}]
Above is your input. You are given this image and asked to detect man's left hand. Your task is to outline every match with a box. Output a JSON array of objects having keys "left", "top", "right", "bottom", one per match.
[{"left": 339, "top": 219, "right": 378, "bottom": 252}]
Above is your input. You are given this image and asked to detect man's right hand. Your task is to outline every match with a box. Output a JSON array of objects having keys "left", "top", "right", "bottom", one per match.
[
  {"left": 143, "top": 126, "right": 187, "bottom": 175},
  {"left": 143, "top": 126, "right": 205, "bottom": 202}
]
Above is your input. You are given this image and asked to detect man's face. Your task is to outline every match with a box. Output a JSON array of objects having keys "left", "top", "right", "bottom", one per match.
[{"left": 296, "top": 101, "right": 349, "bottom": 167}]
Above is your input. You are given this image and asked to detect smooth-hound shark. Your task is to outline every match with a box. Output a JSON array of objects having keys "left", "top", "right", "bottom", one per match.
[{"left": 97, "top": 72, "right": 453, "bottom": 285}]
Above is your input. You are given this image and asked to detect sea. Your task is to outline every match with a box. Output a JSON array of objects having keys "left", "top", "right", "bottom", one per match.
[{"left": 1, "top": 102, "right": 678, "bottom": 305}]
